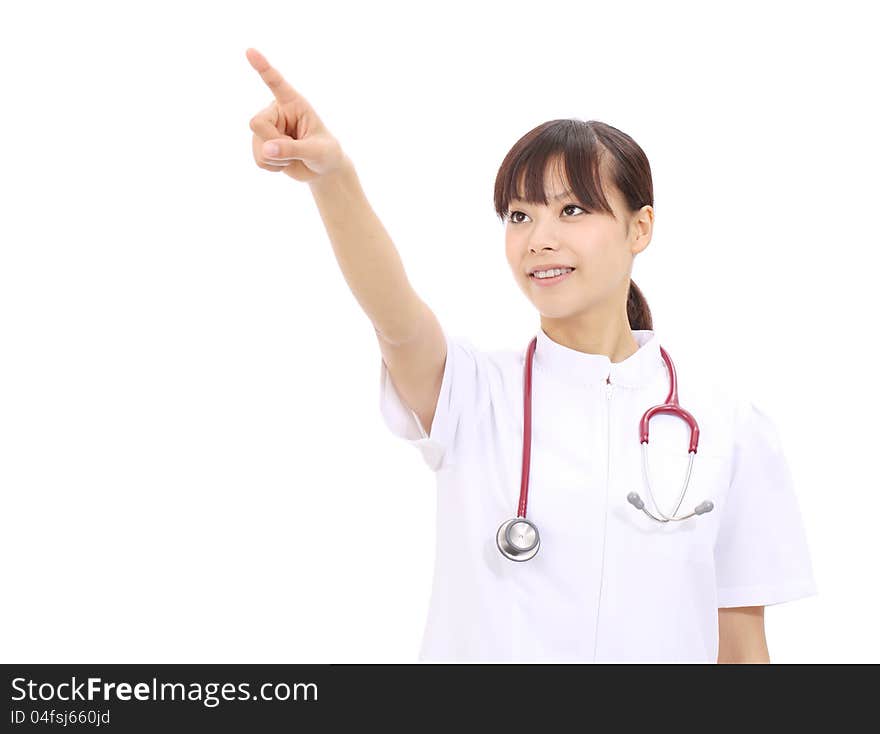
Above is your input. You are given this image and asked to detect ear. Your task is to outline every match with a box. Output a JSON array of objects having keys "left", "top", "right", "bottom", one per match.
[{"left": 630, "top": 205, "right": 654, "bottom": 255}]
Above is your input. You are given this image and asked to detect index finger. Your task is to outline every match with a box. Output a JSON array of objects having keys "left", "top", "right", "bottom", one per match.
[{"left": 245, "top": 48, "right": 298, "bottom": 105}]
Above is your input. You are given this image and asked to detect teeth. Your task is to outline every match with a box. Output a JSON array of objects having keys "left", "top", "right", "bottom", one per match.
[{"left": 533, "top": 267, "right": 573, "bottom": 279}]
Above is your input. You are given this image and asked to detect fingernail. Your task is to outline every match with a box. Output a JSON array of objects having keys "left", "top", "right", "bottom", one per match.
[{"left": 264, "top": 142, "right": 280, "bottom": 157}]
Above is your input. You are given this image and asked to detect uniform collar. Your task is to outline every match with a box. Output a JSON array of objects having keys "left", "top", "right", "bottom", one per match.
[{"left": 533, "top": 326, "right": 664, "bottom": 388}]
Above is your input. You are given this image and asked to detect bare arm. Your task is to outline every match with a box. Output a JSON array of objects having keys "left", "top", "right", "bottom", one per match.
[
  {"left": 246, "top": 48, "right": 445, "bottom": 432},
  {"left": 308, "top": 159, "right": 448, "bottom": 434},
  {"left": 717, "top": 606, "right": 771, "bottom": 663},
  {"left": 308, "top": 157, "right": 424, "bottom": 344}
]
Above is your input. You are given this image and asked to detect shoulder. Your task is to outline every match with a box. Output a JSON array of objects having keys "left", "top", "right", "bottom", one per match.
[{"left": 445, "top": 330, "right": 524, "bottom": 376}]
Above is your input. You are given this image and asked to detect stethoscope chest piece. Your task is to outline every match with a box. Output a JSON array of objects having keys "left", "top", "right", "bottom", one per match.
[{"left": 496, "top": 517, "right": 541, "bottom": 562}]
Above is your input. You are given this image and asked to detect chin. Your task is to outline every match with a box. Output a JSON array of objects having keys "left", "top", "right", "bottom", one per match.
[{"left": 533, "top": 304, "right": 578, "bottom": 319}]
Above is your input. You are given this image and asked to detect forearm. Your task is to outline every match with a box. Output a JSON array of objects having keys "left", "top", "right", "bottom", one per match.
[
  {"left": 717, "top": 607, "right": 771, "bottom": 663},
  {"left": 308, "top": 155, "right": 422, "bottom": 343}
]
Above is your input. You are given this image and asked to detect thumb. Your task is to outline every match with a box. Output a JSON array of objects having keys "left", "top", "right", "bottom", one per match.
[{"left": 262, "top": 136, "right": 308, "bottom": 159}]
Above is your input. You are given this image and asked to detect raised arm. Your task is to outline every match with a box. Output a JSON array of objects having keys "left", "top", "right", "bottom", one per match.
[
  {"left": 246, "top": 48, "right": 447, "bottom": 435},
  {"left": 308, "top": 159, "right": 427, "bottom": 344},
  {"left": 309, "top": 163, "right": 447, "bottom": 434}
]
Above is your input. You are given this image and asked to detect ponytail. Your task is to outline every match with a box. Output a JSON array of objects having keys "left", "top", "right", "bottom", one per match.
[{"left": 627, "top": 279, "right": 653, "bottom": 331}]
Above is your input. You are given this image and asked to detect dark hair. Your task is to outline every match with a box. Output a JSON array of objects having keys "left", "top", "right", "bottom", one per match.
[{"left": 493, "top": 119, "right": 654, "bottom": 331}]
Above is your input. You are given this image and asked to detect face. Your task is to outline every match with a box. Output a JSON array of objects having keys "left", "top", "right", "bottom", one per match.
[{"left": 504, "top": 160, "right": 654, "bottom": 322}]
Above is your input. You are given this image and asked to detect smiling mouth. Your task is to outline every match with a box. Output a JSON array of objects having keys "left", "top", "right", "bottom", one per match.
[{"left": 529, "top": 268, "right": 576, "bottom": 284}]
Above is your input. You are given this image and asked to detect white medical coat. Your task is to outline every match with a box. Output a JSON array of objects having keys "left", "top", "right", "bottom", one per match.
[{"left": 378, "top": 327, "right": 817, "bottom": 662}]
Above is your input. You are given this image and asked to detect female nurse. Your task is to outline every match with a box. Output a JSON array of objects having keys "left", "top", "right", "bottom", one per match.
[{"left": 246, "top": 48, "right": 818, "bottom": 663}]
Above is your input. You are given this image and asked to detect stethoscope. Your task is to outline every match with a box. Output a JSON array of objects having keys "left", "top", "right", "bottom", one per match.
[{"left": 496, "top": 335, "right": 715, "bottom": 562}]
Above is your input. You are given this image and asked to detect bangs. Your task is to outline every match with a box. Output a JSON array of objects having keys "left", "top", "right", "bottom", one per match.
[{"left": 494, "top": 119, "right": 618, "bottom": 222}]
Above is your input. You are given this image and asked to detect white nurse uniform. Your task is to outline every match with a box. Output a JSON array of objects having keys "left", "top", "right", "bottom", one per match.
[{"left": 378, "top": 326, "right": 817, "bottom": 662}]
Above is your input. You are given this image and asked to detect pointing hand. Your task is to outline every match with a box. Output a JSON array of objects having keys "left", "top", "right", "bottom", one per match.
[{"left": 246, "top": 48, "right": 348, "bottom": 181}]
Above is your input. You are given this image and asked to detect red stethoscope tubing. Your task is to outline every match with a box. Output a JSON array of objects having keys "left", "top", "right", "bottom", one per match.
[{"left": 516, "top": 335, "right": 700, "bottom": 519}]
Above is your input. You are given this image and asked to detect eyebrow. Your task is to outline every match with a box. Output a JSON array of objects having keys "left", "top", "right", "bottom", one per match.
[{"left": 509, "top": 190, "right": 575, "bottom": 203}]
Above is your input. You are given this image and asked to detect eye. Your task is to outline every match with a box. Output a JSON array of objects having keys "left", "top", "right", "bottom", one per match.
[{"left": 507, "top": 204, "right": 587, "bottom": 224}]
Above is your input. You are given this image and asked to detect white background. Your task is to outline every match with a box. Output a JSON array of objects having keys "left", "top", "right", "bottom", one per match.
[{"left": 1, "top": 0, "right": 876, "bottom": 663}]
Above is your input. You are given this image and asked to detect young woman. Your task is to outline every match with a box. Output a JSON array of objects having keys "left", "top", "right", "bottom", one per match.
[{"left": 246, "top": 48, "right": 817, "bottom": 664}]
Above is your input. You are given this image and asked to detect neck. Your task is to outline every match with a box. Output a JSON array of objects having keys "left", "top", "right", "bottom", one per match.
[{"left": 540, "top": 311, "right": 640, "bottom": 365}]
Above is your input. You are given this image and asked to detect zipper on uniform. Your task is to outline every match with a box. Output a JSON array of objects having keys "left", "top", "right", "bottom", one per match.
[
  {"left": 605, "top": 376, "right": 613, "bottom": 480},
  {"left": 594, "top": 375, "right": 613, "bottom": 661}
]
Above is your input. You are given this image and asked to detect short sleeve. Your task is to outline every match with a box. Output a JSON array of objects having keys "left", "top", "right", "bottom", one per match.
[
  {"left": 713, "top": 399, "right": 818, "bottom": 607},
  {"left": 378, "top": 325, "right": 488, "bottom": 473}
]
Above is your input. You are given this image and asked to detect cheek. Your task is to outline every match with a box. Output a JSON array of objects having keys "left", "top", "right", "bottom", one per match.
[
  {"left": 504, "top": 242, "right": 524, "bottom": 274},
  {"left": 581, "top": 236, "right": 626, "bottom": 271},
  {"left": 569, "top": 248, "right": 626, "bottom": 292}
]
